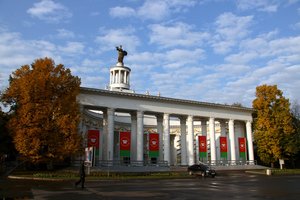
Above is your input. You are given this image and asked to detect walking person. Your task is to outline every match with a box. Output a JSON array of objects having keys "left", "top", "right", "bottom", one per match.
[{"left": 75, "top": 162, "right": 86, "bottom": 189}]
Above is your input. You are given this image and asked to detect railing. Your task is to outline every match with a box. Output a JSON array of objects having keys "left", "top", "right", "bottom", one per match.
[
  {"left": 71, "top": 159, "right": 257, "bottom": 168},
  {"left": 200, "top": 160, "right": 257, "bottom": 166},
  {"left": 95, "top": 160, "right": 169, "bottom": 167}
]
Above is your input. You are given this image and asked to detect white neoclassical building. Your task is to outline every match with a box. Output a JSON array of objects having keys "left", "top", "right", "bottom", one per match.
[{"left": 77, "top": 51, "right": 255, "bottom": 167}]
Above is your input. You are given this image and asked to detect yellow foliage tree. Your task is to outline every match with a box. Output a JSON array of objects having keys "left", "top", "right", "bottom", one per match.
[
  {"left": 253, "top": 84, "right": 295, "bottom": 166},
  {"left": 2, "top": 58, "right": 82, "bottom": 163}
]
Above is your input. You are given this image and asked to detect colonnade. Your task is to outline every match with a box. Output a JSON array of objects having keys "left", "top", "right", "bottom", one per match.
[
  {"left": 110, "top": 68, "right": 130, "bottom": 85},
  {"left": 100, "top": 108, "right": 255, "bottom": 166}
]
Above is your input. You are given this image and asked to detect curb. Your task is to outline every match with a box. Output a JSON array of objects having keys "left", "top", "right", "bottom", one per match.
[{"left": 7, "top": 175, "right": 65, "bottom": 181}]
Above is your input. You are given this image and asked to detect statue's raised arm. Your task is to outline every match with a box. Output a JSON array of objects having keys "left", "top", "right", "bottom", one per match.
[{"left": 116, "top": 45, "right": 127, "bottom": 65}]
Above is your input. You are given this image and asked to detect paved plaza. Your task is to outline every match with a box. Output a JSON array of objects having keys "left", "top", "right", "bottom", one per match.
[{"left": 1, "top": 172, "right": 300, "bottom": 199}]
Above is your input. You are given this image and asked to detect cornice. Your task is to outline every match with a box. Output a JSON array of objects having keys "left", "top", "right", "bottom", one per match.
[{"left": 80, "top": 87, "right": 253, "bottom": 113}]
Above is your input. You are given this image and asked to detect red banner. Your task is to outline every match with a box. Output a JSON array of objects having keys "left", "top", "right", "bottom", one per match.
[
  {"left": 120, "top": 132, "right": 131, "bottom": 151},
  {"left": 149, "top": 133, "right": 159, "bottom": 152},
  {"left": 238, "top": 137, "right": 246, "bottom": 152},
  {"left": 199, "top": 136, "right": 207, "bottom": 152},
  {"left": 88, "top": 130, "right": 100, "bottom": 148},
  {"left": 220, "top": 136, "right": 227, "bottom": 152}
]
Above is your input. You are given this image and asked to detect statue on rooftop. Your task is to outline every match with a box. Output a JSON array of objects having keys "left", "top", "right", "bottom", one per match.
[{"left": 116, "top": 45, "right": 127, "bottom": 65}]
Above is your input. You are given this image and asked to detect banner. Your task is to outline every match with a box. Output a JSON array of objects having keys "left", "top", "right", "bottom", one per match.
[
  {"left": 238, "top": 137, "right": 246, "bottom": 159},
  {"left": 88, "top": 130, "right": 100, "bottom": 149},
  {"left": 199, "top": 136, "right": 207, "bottom": 158},
  {"left": 219, "top": 136, "right": 228, "bottom": 158},
  {"left": 149, "top": 133, "right": 159, "bottom": 157},
  {"left": 120, "top": 132, "right": 131, "bottom": 157}
]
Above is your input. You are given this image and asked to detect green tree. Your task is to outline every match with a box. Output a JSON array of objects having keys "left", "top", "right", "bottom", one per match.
[
  {"left": 1, "top": 58, "right": 82, "bottom": 164},
  {"left": 252, "top": 84, "right": 295, "bottom": 167},
  {"left": 0, "top": 106, "right": 15, "bottom": 159},
  {"left": 290, "top": 101, "right": 300, "bottom": 167}
]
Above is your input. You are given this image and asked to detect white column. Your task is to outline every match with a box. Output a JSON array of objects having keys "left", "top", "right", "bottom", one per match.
[
  {"left": 102, "top": 111, "right": 107, "bottom": 160},
  {"left": 180, "top": 116, "right": 187, "bottom": 166},
  {"left": 246, "top": 121, "right": 254, "bottom": 164},
  {"left": 110, "top": 72, "right": 112, "bottom": 84},
  {"left": 201, "top": 120, "right": 207, "bottom": 136},
  {"left": 118, "top": 70, "right": 121, "bottom": 83},
  {"left": 124, "top": 71, "right": 127, "bottom": 84},
  {"left": 112, "top": 71, "right": 115, "bottom": 84},
  {"left": 229, "top": 119, "right": 236, "bottom": 163},
  {"left": 157, "top": 115, "right": 164, "bottom": 162},
  {"left": 128, "top": 74, "right": 130, "bottom": 86},
  {"left": 163, "top": 113, "right": 170, "bottom": 165},
  {"left": 107, "top": 108, "right": 114, "bottom": 161},
  {"left": 130, "top": 112, "right": 137, "bottom": 161},
  {"left": 187, "top": 115, "right": 194, "bottom": 166},
  {"left": 136, "top": 111, "right": 144, "bottom": 162},
  {"left": 209, "top": 118, "right": 216, "bottom": 164}
]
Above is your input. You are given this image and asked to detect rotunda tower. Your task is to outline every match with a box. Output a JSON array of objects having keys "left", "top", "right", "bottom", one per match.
[{"left": 108, "top": 45, "right": 133, "bottom": 93}]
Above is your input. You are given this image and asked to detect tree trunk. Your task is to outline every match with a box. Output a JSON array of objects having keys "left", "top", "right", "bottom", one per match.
[{"left": 47, "top": 160, "right": 53, "bottom": 170}]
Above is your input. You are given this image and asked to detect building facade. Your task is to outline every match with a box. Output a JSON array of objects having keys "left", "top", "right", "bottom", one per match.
[{"left": 77, "top": 56, "right": 255, "bottom": 167}]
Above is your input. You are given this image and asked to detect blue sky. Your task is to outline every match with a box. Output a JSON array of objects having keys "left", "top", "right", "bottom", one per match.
[{"left": 0, "top": 0, "right": 299, "bottom": 107}]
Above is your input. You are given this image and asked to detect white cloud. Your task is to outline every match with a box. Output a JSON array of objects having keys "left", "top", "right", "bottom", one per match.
[
  {"left": 110, "top": 0, "right": 198, "bottom": 21},
  {"left": 216, "top": 64, "right": 251, "bottom": 75},
  {"left": 149, "top": 23, "right": 210, "bottom": 48},
  {"left": 109, "top": 6, "right": 136, "bottom": 18},
  {"left": 56, "top": 29, "right": 75, "bottom": 39},
  {"left": 225, "top": 52, "right": 258, "bottom": 64},
  {"left": 58, "top": 42, "right": 85, "bottom": 56},
  {"left": 27, "top": 0, "right": 72, "bottom": 23},
  {"left": 128, "top": 52, "right": 164, "bottom": 66},
  {"left": 212, "top": 13, "right": 253, "bottom": 54},
  {"left": 0, "top": 30, "right": 60, "bottom": 88},
  {"left": 0, "top": 31, "right": 56, "bottom": 67},
  {"left": 138, "top": 0, "right": 169, "bottom": 21},
  {"left": 0, "top": 29, "right": 91, "bottom": 90},
  {"left": 164, "top": 48, "right": 205, "bottom": 68},
  {"left": 95, "top": 27, "right": 140, "bottom": 53},
  {"left": 236, "top": 0, "right": 278, "bottom": 12}
]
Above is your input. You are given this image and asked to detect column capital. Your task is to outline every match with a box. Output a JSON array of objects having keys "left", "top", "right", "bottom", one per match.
[
  {"left": 107, "top": 107, "right": 115, "bottom": 113},
  {"left": 130, "top": 112, "right": 137, "bottom": 120},
  {"left": 156, "top": 113, "right": 163, "bottom": 121},
  {"left": 245, "top": 120, "right": 253, "bottom": 124},
  {"left": 228, "top": 119, "right": 235, "bottom": 124},
  {"left": 178, "top": 115, "right": 187, "bottom": 121},
  {"left": 137, "top": 110, "right": 144, "bottom": 118},
  {"left": 163, "top": 113, "right": 170, "bottom": 119},
  {"left": 187, "top": 115, "right": 193, "bottom": 122}
]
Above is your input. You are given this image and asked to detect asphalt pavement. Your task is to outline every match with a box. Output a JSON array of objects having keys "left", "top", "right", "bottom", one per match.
[{"left": 1, "top": 172, "right": 300, "bottom": 199}]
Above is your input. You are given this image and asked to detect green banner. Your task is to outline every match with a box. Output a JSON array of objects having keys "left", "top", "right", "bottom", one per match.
[
  {"left": 149, "top": 151, "right": 159, "bottom": 157},
  {"left": 221, "top": 152, "right": 227, "bottom": 158},
  {"left": 199, "top": 152, "right": 207, "bottom": 158},
  {"left": 239, "top": 152, "right": 246, "bottom": 159},
  {"left": 120, "top": 150, "right": 130, "bottom": 157}
]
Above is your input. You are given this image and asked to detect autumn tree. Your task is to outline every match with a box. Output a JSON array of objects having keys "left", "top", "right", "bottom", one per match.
[
  {"left": 252, "top": 84, "right": 296, "bottom": 167},
  {"left": 1, "top": 58, "right": 82, "bottom": 164}
]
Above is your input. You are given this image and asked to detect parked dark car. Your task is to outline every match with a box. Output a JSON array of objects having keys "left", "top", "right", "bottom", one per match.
[{"left": 187, "top": 163, "right": 216, "bottom": 177}]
